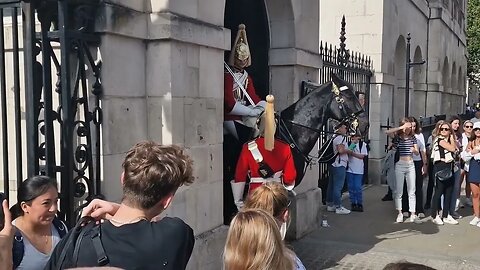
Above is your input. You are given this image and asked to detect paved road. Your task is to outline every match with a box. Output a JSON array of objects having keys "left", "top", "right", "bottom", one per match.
[{"left": 291, "top": 185, "right": 480, "bottom": 270}]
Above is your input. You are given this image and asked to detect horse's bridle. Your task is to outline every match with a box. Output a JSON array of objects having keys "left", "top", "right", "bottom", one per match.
[
  {"left": 277, "top": 82, "right": 362, "bottom": 166},
  {"left": 331, "top": 82, "right": 361, "bottom": 136}
]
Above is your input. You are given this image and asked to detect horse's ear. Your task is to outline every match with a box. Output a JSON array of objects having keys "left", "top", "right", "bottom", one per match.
[{"left": 330, "top": 73, "right": 340, "bottom": 83}]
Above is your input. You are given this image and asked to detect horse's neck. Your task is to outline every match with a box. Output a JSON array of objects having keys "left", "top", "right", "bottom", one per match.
[
  {"left": 288, "top": 91, "right": 332, "bottom": 155},
  {"left": 292, "top": 90, "right": 331, "bottom": 129}
]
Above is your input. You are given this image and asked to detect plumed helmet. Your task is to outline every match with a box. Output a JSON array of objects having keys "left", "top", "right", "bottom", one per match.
[{"left": 228, "top": 24, "right": 252, "bottom": 68}]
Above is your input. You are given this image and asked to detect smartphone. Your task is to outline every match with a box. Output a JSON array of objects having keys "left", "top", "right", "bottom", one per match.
[
  {"left": 348, "top": 143, "right": 356, "bottom": 151},
  {"left": 0, "top": 192, "right": 5, "bottom": 230}
]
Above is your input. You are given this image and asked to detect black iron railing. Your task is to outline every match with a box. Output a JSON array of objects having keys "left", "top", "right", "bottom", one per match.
[
  {"left": 0, "top": 0, "right": 102, "bottom": 226},
  {"left": 314, "top": 16, "right": 373, "bottom": 190}
]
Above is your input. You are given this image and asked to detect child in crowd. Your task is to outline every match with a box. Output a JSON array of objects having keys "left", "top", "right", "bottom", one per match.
[{"left": 347, "top": 133, "right": 368, "bottom": 212}]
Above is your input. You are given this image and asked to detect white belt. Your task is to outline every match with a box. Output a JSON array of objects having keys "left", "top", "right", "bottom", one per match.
[{"left": 250, "top": 171, "right": 283, "bottom": 183}]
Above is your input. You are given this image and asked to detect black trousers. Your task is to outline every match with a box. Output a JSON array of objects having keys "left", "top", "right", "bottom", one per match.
[
  {"left": 425, "top": 159, "right": 435, "bottom": 208},
  {"left": 431, "top": 163, "right": 455, "bottom": 218}
]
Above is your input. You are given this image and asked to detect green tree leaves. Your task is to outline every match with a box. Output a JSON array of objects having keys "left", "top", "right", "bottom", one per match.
[{"left": 468, "top": 0, "right": 480, "bottom": 86}]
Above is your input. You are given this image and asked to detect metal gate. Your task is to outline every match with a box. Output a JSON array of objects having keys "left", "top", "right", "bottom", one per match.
[
  {"left": 0, "top": 0, "right": 102, "bottom": 226},
  {"left": 308, "top": 16, "right": 373, "bottom": 196}
]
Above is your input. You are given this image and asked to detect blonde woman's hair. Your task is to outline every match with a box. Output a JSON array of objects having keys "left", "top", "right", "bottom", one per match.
[
  {"left": 244, "top": 182, "right": 289, "bottom": 220},
  {"left": 431, "top": 120, "right": 447, "bottom": 139},
  {"left": 223, "top": 209, "right": 294, "bottom": 270},
  {"left": 432, "top": 120, "right": 452, "bottom": 139}
]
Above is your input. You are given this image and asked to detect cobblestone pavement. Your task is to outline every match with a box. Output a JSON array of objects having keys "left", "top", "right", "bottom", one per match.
[{"left": 291, "top": 185, "right": 480, "bottom": 270}]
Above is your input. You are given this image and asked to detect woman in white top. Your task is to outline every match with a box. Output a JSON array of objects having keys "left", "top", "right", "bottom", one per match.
[
  {"left": 460, "top": 120, "right": 474, "bottom": 208},
  {"left": 410, "top": 117, "right": 428, "bottom": 217}
]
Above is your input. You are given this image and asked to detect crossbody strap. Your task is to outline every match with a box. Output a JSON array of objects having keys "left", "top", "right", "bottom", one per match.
[{"left": 248, "top": 141, "right": 263, "bottom": 163}]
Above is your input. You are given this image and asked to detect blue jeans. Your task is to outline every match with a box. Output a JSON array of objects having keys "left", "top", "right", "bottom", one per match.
[
  {"left": 347, "top": 172, "right": 363, "bottom": 205},
  {"left": 326, "top": 165, "right": 346, "bottom": 207}
]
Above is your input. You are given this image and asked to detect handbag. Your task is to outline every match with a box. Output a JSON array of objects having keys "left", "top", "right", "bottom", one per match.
[{"left": 435, "top": 163, "right": 453, "bottom": 181}]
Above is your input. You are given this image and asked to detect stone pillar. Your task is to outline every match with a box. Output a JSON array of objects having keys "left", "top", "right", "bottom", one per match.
[
  {"left": 96, "top": 1, "right": 229, "bottom": 269},
  {"left": 367, "top": 74, "right": 395, "bottom": 184},
  {"left": 266, "top": 0, "right": 323, "bottom": 239}
]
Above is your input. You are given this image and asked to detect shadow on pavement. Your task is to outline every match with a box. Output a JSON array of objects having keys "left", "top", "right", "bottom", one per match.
[{"left": 291, "top": 185, "right": 445, "bottom": 269}]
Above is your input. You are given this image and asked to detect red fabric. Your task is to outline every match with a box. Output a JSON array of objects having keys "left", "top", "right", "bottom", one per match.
[
  {"left": 224, "top": 72, "right": 262, "bottom": 121},
  {"left": 234, "top": 137, "right": 296, "bottom": 192}
]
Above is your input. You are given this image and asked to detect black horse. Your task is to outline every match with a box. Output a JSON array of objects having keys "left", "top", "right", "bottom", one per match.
[
  {"left": 278, "top": 73, "right": 368, "bottom": 186},
  {"left": 223, "top": 73, "right": 368, "bottom": 224}
]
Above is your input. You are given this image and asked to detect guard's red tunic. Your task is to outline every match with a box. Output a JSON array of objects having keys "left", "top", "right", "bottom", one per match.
[
  {"left": 234, "top": 137, "right": 296, "bottom": 192},
  {"left": 224, "top": 72, "right": 262, "bottom": 121}
]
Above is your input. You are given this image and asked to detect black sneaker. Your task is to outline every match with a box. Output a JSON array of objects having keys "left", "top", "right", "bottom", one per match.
[
  {"left": 382, "top": 194, "right": 393, "bottom": 201},
  {"left": 358, "top": 204, "right": 364, "bottom": 212},
  {"left": 351, "top": 204, "right": 361, "bottom": 212},
  {"left": 451, "top": 212, "right": 462, "bottom": 219}
]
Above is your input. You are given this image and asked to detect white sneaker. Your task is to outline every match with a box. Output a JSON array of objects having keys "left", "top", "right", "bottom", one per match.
[
  {"left": 443, "top": 215, "right": 459, "bottom": 225},
  {"left": 335, "top": 206, "right": 351, "bottom": 215},
  {"left": 396, "top": 213, "right": 404, "bottom": 223},
  {"left": 408, "top": 214, "right": 420, "bottom": 223},
  {"left": 418, "top": 213, "right": 425, "bottom": 218},
  {"left": 326, "top": 206, "right": 336, "bottom": 212},
  {"left": 456, "top": 199, "right": 463, "bottom": 210},
  {"left": 470, "top": 217, "right": 480, "bottom": 226},
  {"left": 433, "top": 216, "right": 444, "bottom": 225}
]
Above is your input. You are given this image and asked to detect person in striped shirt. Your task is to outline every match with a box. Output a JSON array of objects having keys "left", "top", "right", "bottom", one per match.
[{"left": 385, "top": 117, "right": 420, "bottom": 223}]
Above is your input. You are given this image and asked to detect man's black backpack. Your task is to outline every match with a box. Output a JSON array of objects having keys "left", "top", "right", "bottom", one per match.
[
  {"left": 13, "top": 217, "right": 67, "bottom": 268},
  {"left": 45, "top": 216, "right": 110, "bottom": 270}
]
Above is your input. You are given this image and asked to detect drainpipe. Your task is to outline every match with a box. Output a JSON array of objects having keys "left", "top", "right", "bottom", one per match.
[{"left": 424, "top": 0, "right": 430, "bottom": 117}]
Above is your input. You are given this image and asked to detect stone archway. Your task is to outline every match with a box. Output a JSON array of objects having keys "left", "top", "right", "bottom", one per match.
[
  {"left": 451, "top": 62, "right": 457, "bottom": 92},
  {"left": 393, "top": 35, "right": 406, "bottom": 121},
  {"left": 412, "top": 46, "right": 424, "bottom": 117},
  {"left": 441, "top": 57, "right": 450, "bottom": 111}
]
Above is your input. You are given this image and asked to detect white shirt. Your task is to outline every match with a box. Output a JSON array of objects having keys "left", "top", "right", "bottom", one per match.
[
  {"left": 413, "top": 133, "right": 426, "bottom": 161},
  {"left": 332, "top": 135, "right": 348, "bottom": 168},
  {"left": 347, "top": 141, "right": 368, "bottom": 174},
  {"left": 462, "top": 133, "right": 471, "bottom": 172}
]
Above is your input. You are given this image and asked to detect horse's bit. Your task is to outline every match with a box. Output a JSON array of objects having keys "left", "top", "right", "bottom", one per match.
[{"left": 331, "top": 82, "right": 360, "bottom": 135}]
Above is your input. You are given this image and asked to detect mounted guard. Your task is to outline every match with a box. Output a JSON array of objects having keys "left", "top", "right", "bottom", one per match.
[
  {"left": 231, "top": 95, "right": 297, "bottom": 210},
  {"left": 224, "top": 24, "right": 266, "bottom": 142}
]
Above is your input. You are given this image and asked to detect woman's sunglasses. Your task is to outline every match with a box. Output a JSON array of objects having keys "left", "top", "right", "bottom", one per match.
[
  {"left": 464, "top": 125, "right": 473, "bottom": 129},
  {"left": 440, "top": 127, "right": 450, "bottom": 131}
]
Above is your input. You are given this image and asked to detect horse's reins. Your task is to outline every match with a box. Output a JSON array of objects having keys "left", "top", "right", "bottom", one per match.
[
  {"left": 277, "top": 81, "right": 362, "bottom": 170},
  {"left": 278, "top": 116, "right": 345, "bottom": 163}
]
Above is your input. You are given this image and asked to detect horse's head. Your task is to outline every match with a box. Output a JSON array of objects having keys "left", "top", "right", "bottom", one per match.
[{"left": 327, "top": 73, "right": 368, "bottom": 136}]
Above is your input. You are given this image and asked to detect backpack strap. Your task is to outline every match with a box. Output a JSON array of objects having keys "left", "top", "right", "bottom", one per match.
[
  {"left": 90, "top": 224, "right": 109, "bottom": 266},
  {"left": 52, "top": 217, "right": 68, "bottom": 238},
  {"left": 12, "top": 227, "right": 24, "bottom": 269}
]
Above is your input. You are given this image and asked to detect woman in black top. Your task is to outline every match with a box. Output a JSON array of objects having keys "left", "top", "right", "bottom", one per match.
[{"left": 430, "top": 121, "right": 459, "bottom": 225}]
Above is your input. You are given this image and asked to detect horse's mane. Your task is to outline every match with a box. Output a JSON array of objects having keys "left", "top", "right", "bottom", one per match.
[{"left": 280, "top": 81, "right": 333, "bottom": 121}]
